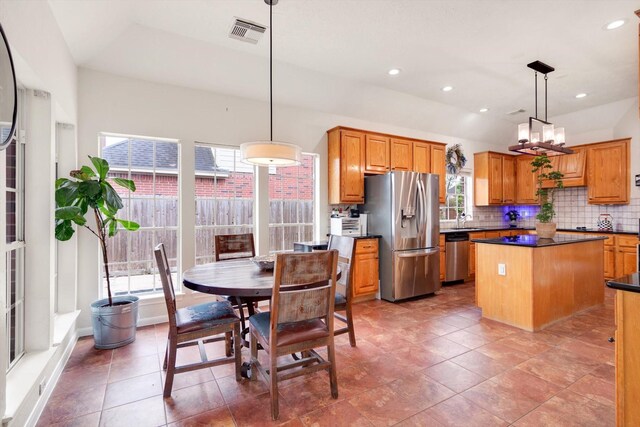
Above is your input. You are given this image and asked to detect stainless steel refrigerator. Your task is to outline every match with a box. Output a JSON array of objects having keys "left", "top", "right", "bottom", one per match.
[{"left": 361, "top": 171, "right": 440, "bottom": 302}]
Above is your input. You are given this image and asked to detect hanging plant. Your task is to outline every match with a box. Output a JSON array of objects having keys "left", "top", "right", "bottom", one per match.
[{"left": 446, "top": 143, "right": 467, "bottom": 175}]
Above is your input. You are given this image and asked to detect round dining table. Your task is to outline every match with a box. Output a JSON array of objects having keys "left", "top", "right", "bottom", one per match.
[{"left": 183, "top": 258, "right": 275, "bottom": 298}]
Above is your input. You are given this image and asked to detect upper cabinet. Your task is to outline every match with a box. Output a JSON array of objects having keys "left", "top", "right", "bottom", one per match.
[
  {"left": 474, "top": 152, "right": 516, "bottom": 206},
  {"left": 364, "top": 134, "right": 390, "bottom": 174},
  {"left": 541, "top": 147, "right": 586, "bottom": 188},
  {"left": 328, "top": 128, "right": 365, "bottom": 204},
  {"left": 327, "top": 126, "right": 447, "bottom": 204},
  {"left": 586, "top": 138, "right": 630, "bottom": 205},
  {"left": 515, "top": 155, "right": 537, "bottom": 204},
  {"left": 390, "top": 138, "right": 413, "bottom": 171}
]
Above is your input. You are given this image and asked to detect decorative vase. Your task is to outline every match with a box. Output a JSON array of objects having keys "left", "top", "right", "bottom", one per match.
[{"left": 536, "top": 222, "right": 557, "bottom": 239}]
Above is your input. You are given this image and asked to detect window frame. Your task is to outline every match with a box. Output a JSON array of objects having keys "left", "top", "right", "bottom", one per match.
[{"left": 439, "top": 171, "right": 473, "bottom": 222}]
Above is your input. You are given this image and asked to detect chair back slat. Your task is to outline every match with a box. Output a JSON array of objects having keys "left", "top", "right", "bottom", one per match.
[
  {"left": 214, "top": 233, "right": 256, "bottom": 261},
  {"left": 271, "top": 251, "right": 338, "bottom": 338},
  {"left": 154, "top": 243, "right": 177, "bottom": 329},
  {"left": 327, "top": 235, "right": 356, "bottom": 296}
]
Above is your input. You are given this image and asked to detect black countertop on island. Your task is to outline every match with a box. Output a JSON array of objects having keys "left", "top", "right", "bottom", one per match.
[
  {"left": 441, "top": 226, "right": 639, "bottom": 235},
  {"left": 607, "top": 273, "right": 640, "bottom": 293},
  {"left": 472, "top": 234, "right": 607, "bottom": 247}
]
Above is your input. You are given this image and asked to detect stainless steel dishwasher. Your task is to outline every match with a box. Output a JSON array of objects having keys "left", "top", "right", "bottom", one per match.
[{"left": 445, "top": 232, "right": 469, "bottom": 282}]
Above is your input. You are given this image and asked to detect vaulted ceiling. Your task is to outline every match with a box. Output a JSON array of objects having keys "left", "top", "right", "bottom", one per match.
[{"left": 48, "top": 0, "right": 638, "bottom": 125}]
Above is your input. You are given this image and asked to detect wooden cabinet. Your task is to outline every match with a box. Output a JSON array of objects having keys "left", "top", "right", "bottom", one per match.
[
  {"left": 515, "top": 155, "right": 538, "bottom": 204},
  {"left": 474, "top": 152, "right": 517, "bottom": 206},
  {"left": 439, "top": 234, "right": 445, "bottom": 281},
  {"left": 328, "top": 128, "right": 365, "bottom": 204},
  {"left": 468, "top": 232, "right": 485, "bottom": 277},
  {"left": 413, "top": 141, "right": 431, "bottom": 174},
  {"left": 364, "top": 134, "right": 390, "bottom": 174},
  {"left": 616, "top": 235, "right": 639, "bottom": 278},
  {"left": 390, "top": 138, "right": 413, "bottom": 171},
  {"left": 541, "top": 147, "right": 587, "bottom": 188},
  {"left": 352, "top": 239, "right": 379, "bottom": 298},
  {"left": 431, "top": 144, "right": 447, "bottom": 204},
  {"left": 587, "top": 138, "right": 630, "bottom": 205},
  {"left": 614, "top": 289, "right": 640, "bottom": 426}
]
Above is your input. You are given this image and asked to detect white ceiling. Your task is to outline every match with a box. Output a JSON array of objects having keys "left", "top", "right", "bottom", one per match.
[{"left": 48, "top": 0, "right": 639, "bottom": 124}]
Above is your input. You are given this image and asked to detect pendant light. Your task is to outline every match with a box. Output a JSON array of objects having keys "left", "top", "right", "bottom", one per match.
[
  {"left": 240, "top": 0, "right": 302, "bottom": 166},
  {"left": 508, "top": 61, "right": 573, "bottom": 156}
]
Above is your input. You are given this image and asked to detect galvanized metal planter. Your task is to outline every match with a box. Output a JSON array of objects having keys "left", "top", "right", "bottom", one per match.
[{"left": 90, "top": 295, "right": 140, "bottom": 349}]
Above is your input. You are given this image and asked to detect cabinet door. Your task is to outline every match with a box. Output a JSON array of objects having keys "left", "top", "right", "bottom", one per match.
[
  {"left": 340, "top": 131, "right": 365, "bottom": 203},
  {"left": 364, "top": 134, "right": 390, "bottom": 174},
  {"left": 430, "top": 144, "right": 446, "bottom": 204},
  {"left": 439, "top": 249, "right": 445, "bottom": 281},
  {"left": 502, "top": 156, "right": 516, "bottom": 204},
  {"left": 390, "top": 138, "right": 413, "bottom": 171},
  {"left": 617, "top": 247, "right": 638, "bottom": 277},
  {"left": 353, "top": 252, "right": 379, "bottom": 296},
  {"left": 413, "top": 141, "right": 431, "bottom": 173},
  {"left": 488, "top": 153, "right": 503, "bottom": 204},
  {"left": 515, "top": 155, "right": 538, "bottom": 204},
  {"left": 604, "top": 247, "right": 615, "bottom": 279},
  {"left": 469, "top": 243, "right": 476, "bottom": 276},
  {"left": 587, "top": 140, "right": 629, "bottom": 204}
]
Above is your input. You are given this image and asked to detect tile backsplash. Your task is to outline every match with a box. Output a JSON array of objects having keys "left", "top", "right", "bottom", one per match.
[{"left": 443, "top": 187, "right": 640, "bottom": 232}]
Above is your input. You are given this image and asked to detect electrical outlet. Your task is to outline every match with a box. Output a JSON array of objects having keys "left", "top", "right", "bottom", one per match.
[
  {"left": 498, "top": 263, "right": 506, "bottom": 276},
  {"left": 39, "top": 378, "right": 47, "bottom": 396}
]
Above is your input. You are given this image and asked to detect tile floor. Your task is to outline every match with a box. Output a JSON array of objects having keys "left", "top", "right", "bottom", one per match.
[{"left": 37, "top": 282, "right": 616, "bottom": 426}]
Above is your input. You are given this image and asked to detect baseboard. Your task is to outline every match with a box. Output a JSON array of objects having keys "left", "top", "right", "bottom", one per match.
[
  {"left": 77, "top": 314, "right": 169, "bottom": 337},
  {"left": 23, "top": 330, "right": 78, "bottom": 427}
]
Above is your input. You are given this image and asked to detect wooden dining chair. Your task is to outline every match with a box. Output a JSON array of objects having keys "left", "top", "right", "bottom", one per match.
[
  {"left": 214, "top": 233, "right": 255, "bottom": 261},
  {"left": 327, "top": 235, "right": 357, "bottom": 347},
  {"left": 213, "top": 233, "right": 267, "bottom": 331},
  {"left": 154, "top": 243, "right": 242, "bottom": 398},
  {"left": 249, "top": 250, "right": 339, "bottom": 420}
]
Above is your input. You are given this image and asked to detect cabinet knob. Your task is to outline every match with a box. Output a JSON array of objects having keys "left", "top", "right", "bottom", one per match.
[{"left": 608, "top": 337, "right": 615, "bottom": 343}]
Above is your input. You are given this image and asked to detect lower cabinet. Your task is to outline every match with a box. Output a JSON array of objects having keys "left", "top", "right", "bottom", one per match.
[
  {"left": 616, "top": 235, "right": 639, "bottom": 278},
  {"left": 615, "top": 290, "right": 640, "bottom": 426},
  {"left": 352, "top": 239, "right": 379, "bottom": 299}
]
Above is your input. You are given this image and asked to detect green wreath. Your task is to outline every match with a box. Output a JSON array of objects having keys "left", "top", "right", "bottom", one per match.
[{"left": 446, "top": 144, "right": 467, "bottom": 175}]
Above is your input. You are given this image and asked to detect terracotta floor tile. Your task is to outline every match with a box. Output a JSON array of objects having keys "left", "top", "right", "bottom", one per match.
[
  {"left": 335, "top": 363, "right": 385, "bottom": 398},
  {"left": 474, "top": 342, "right": 530, "bottom": 365},
  {"left": 54, "top": 363, "right": 111, "bottom": 395},
  {"left": 217, "top": 375, "right": 269, "bottom": 404},
  {"left": 111, "top": 335, "right": 159, "bottom": 362},
  {"left": 65, "top": 339, "right": 113, "bottom": 370},
  {"left": 103, "top": 371, "right": 163, "bottom": 409},
  {"left": 420, "top": 336, "right": 472, "bottom": 359},
  {"left": 42, "top": 411, "right": 101, "bottom": 427},
  {"left": 514, "top": 389, "right": 615, "bottom": 427},
  {"left": 449, "top": 351, "right": 512, "bottom": 378},
  {"left": 386, "top": 374, "right": 455, "bottom": 411},
  {"left": 393, "top": 410, "right": 445, "bottom": 427},
  {"left": 567, "top": 374, "right": 615, "bottom": 407},
  {"left": 590, "top": 363, "right": 616, "bottom": 384},
  {"left": 443, "top": 330, "right": 492, "bottom": 349},
  {"left": 39, "top": 384, "right": 106, "bottom": 424},
  {"left": 299, "top": 400, "right": 372, "bottom": 427},
  {"left": 489, "top": 368, "right": 562, "bottom": 403},
  {"left": 348, "top": 384, "right": 421, "bottom": 426},
  {"left": 99, "top": 395, "right": 167, "bottom": 427},
  {"left": 424, "top": 361, "right": 485, "bottom": 393},
  {"left": 462, "top": 380, "right": 541, "bottom": 423},
  {"left": 463, "top": 321, "right": 518, "bottom": 341},
  {"left": 164, "top": 380, "right": 226, "bottom": 423},
  {"left": 228, "top": 393, "right": 301, "bottom": 426},
  {"left": 516, "top": 348, "right": 600, "bottom": 387},
  {"left": 277, "top": 374, "right": 342, "bottom": 416},
  {"left": 167, "top": 406, "right": 235, "bottom": 427},
  {"left": 493, "top": 333, "right": 553, "bottom": 356},
  {"left": 416, "top": 319, "right": 461, "bottom": 337},
  {"left": 438, "top": 314, "right": 479, "bottom": 329},
  {"left": 557, "top": 338, "right": 615, "bottom": 364},
  {"left": 424, "top": 395, "right": 509, "bottom": 427},
  {"left": 108, "top": 353, "right": 160, "bottom": 383},
  {"left": 160, "top": 367, "right": 216, "bottom": 391}
]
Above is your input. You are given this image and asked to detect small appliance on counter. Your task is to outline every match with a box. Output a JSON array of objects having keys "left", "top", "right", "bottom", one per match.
[
  {"left": 597, "top": 214, "right": 613, "bottom": 232},
  {"left": 330, "top": 214, "right": 368, "bottom": 236}
]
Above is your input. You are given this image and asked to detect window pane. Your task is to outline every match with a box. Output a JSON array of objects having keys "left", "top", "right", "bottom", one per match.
[
  {"left": 6, "top": 139, "right": 16, "bottom": 187},
  {"left": 194, "top": 145, "right": 254, "bottom": 264},
  {"left": 6, "top": 191, "right": 15, "bottom": 243},
  {"left": 101, "top": 135, "right": 180, "bottom": 296}
]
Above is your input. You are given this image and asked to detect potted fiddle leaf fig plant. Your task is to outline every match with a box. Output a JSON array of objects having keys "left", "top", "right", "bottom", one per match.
[
  {"left": 55, "top": 156, "right": 140, "bottom": 349},
  {"left": 531, "top": 153, "right": 564, "bottom": 238}
]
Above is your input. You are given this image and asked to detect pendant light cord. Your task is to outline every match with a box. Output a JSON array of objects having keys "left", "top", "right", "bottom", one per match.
[
  {"left": 269, "top": 0, "right": 273, "bottom": 142},
  {"left": 544, "top": 73, "right": 548, "bottom": 122}
]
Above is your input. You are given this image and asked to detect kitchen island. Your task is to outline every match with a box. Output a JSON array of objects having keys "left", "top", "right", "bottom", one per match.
[{"left": 474, "top": 234, "right": 606, "bottom": 331}]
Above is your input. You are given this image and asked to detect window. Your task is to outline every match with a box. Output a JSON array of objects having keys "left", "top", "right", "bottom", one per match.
[
  {"left": 3, "top": 122, "right": 25, "bottom": 371},
  {"left": 100, "top": 134, "right": 180, "bottom": 295},
  {"left": 194, "top": 145, "right": 254, "bottom": 264},
  {"left": 440, "top": 173, "right": 472, "bottom": 221},
  {"left": 269, "top": 153, "right": 317, "bottom": 252}
]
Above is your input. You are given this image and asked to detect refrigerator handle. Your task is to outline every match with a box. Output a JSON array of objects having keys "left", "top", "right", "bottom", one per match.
[
  {"left": 416, "top": 179, "right": 425, "bottom": 246},
  {"left": 418, "top": 178, "right": 427, "bottom": 243}
]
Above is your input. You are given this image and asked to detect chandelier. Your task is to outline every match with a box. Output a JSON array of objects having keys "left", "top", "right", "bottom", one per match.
[
  {"left": 508, "top": 61, "right": 573, "bottom": 156},
  {"left": 240, "top": 0, "right": 302, "bottom": 166}
]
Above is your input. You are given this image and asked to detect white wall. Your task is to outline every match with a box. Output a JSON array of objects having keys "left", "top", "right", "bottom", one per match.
[{"left": 76, "top": 67, "right": 507, "bottom": 328}]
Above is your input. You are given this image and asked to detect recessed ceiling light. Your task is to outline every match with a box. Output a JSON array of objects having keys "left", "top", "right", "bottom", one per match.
[
  {"left": 605, "top": 19, "right": 625, "bottom": 30},
  {"left": 388, "top": 68, "right": 401, "bottom": 76},
  {"left": 575, "top": 93, "right": 588, "bottom": 99},
  {"left": 479, "top": 108, "right": 489, "bottom": 113},
  {"left": 442, "top": 86, "right": 453, "bottom": 92}
]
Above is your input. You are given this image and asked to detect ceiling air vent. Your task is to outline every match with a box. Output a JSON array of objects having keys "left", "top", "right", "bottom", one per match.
[
  {"left": 229, "top": 18, "right": 267, "bottom": 44},
  {"left": 506, "top": 108, "right": 526, "bottom": 116}
]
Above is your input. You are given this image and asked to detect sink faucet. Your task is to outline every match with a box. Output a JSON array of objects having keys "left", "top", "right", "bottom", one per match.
[{"left": 456, "top": 211, "right": 467, "bottom": 229}]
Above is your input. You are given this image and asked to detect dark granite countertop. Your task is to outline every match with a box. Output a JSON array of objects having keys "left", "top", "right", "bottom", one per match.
[
  {"left": 472, "top": 234, "right": 607, "bottom": 247},
  {"left": 607, "top": 273, "right": 640, "bottom": 293},
  {"left": 441, "top": 227, "right": 638, "bottom": 236}
]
